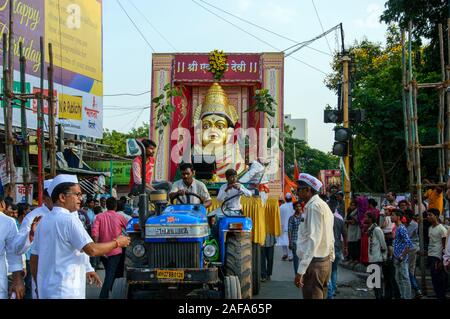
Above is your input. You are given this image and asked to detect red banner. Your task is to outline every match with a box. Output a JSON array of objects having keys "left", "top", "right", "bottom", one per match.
[
  {"left": 173, "top": 54, "right": 261, "bottom": 82},
  {"left": 169, "top": 86, "right": 193, "bottom": 181},
  {"left": 319, "top": 169, "right": 342, "bottom": 193}
]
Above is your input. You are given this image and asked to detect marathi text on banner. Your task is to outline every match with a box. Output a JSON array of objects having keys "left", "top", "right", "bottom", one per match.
[
  {"left": 58, "top": 93, "right": 82, "bottom": 120},
  {"left": 16, "top": 184, "right": 33, "bottom": 204},
  {"left": 174, "top": 54, "right": 261, "bottom": 82}
]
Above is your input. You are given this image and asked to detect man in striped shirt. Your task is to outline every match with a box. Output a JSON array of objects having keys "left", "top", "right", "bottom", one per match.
[{"left": 288, "top": 201, "right": 303, "bottom": 275}]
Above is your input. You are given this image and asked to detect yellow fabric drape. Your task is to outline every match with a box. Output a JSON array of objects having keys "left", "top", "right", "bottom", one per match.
[{"left": 208, "top": 196, "right": 281, "bottom": 245}]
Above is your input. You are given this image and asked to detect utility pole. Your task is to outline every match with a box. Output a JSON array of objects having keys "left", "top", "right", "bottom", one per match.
[
  {"left": 342, "top": 53, "right": 351, "bottom": 212},
  {"left": 19, "top": 43, "right": 30, "bottom": 204},
  {"left": 37, "top": 37, "right": 45, "bottom": 205},
  {"left": 47, "top": 43, "right": 56, "bottom": 177},
  {"left": 6, "top": 0, "right": 16, "bottom": 199}
]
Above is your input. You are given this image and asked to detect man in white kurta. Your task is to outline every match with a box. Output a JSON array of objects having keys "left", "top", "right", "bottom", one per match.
[
  {"left": 295, "top": 173, "right": 334, "bottom": 299},
  {"left": 0, "top": 202, "right": 25, "bottom": 299},
  {"left": 12, "top": 180, "right": 53, "bottom": 299},
  {"left": 216, "top": 168, "right": 252, "bottom": 215},
  {"left": 278, "top": 193, "right": 294, "bottom": 260},
  {"left": 31, "top": 205, "right": 94, "bottom": 299},
  {"left": 31, "top": 174, "right": 130, "bottom": 299}
]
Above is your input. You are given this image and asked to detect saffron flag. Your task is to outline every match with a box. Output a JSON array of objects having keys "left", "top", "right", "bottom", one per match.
[
  {"left": 293, "top": 143, "right": 300, "bottom": 180},
  {"left": 284, "top": 174, "right": 297, "bottom": 201}
]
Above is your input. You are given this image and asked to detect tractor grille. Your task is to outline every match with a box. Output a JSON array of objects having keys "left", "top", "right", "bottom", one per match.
[{"left": 147, "top": 242, "right": 200, "bottom": 268}]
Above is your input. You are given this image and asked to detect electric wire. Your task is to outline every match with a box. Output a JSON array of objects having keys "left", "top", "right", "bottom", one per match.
[
  {"left": 103, "top": 90, "right": 150, "bottom": 97},
  {"left": 129, "top": 0, "right": 178, "bottom": 51},
  {"left": 311, "top": 0, "right": 333, "bottom": 54},
  {"left": 196, "top": 0, "right": 331, "bottom": 57},
  {"left": 116, "top": 0, "right": 156, "bottom": 52},
  {"left": 191, "top": 0, "right": 328, "bottom": 75}
]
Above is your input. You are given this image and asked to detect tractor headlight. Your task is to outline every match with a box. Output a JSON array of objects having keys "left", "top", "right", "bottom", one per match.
[
  {"left": 204, "top": 244, "right": 217, "bottom": 258},
  {"left": 132, "top": 244, "right": 146, "bottom": 258}
]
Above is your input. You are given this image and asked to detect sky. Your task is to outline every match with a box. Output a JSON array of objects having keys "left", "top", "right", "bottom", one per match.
[{"left": 103, "top": 0, "right": 389, "bottom": 153}]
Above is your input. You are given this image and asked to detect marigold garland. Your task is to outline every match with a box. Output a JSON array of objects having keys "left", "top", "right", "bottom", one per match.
[{"left": 209, "top": 49, "right": 227, "bottom": 81}]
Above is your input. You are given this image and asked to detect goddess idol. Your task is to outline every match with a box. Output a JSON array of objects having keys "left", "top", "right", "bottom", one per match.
[{"left": 192, "top": 83, "right": 245, "bottom": 182}]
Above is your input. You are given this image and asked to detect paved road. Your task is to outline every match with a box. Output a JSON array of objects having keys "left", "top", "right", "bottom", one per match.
[
  {"left": 87, "top": 246, "right": 373, "bottom": 299},
  {"left": 254, "top": 245, "right": 373, "bottom": 299}
]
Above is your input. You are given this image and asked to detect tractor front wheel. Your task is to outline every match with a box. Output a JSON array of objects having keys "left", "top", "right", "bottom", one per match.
[{"left": 224, "top": 232, "right": 252, "bottom": 299}]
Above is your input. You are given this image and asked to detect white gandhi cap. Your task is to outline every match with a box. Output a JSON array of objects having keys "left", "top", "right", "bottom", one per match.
[
  {"left": 43, "top": 179, "right": 53, "bottom": 191},
  {"left": 48, "top": 174, "right": 79, "bottom": 197}
]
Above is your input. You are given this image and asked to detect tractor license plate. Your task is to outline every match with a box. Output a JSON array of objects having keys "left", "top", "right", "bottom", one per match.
[{"left": 156, "top": 269, "right": 185, "bottom": 280}]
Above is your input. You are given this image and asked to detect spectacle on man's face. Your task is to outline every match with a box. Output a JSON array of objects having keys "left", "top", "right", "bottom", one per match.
[{"left": 63, "top": 185, "right": 83, "bottom": 212}]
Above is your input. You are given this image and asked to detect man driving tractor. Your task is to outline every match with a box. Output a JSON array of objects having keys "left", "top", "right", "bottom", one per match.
[{"left": 169, "top": 163, "right": 212, "bottom": 208}]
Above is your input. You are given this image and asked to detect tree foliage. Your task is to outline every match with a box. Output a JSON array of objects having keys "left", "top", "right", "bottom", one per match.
[
  {"left": 325, "top": 23, "right": 441, "bottom": 193},
  {"left": 283, "top": 124, "right": 338, "bottom": 178},
  {"left": 102, "top": 122, "right": 150, "bottom": 157}
]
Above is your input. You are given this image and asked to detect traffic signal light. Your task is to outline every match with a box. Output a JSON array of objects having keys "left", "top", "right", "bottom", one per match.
[
  {"left": 332, "top": 127, "right": 351, "bottom": 156},
  {"left": 350, "top": 109, "right": 365, "bottom": 123},
  {"left": 324, "top": 109, "right": 343, "bottom": 123}
]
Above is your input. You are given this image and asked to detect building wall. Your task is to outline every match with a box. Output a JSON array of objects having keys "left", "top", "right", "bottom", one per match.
[{"left": 284, "top": 114, "right": 308, "bottom": 143}]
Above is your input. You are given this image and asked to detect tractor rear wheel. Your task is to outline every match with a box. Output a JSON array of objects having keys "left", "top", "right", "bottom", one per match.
[{"left": 224, "top": 232, "right": 252, "bottom": 299}]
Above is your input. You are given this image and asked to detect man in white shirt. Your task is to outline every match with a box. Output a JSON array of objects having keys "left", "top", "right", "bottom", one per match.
[
  {"left": 216, "top": 168, "right": 252, "bottom": 213},
  {"left": 294, "top": 173, "right": 334, "bottom": 299},
  {"left": 12, "top": 179, "right": 53, "bottom": 299},
  {"left": 426, "top": 208, "right": 448, "bottom": 300},
  {"left": 278, "top": 193, "right": 294, "bottom": 261},
  {"left": 0, "top": 196, "right": 25, "bottom": 299},
  {"left": 30, "top": 174, "right": 131, "bottom": 299},
  {"left": 444, "top": 227, "right": 450, "bottom": 271},
  {"left": 169, "top": 163, "right": 212, "bottom": 208},
  {"left": 239, "top": 157, "right": 269, "bottom": 204}
]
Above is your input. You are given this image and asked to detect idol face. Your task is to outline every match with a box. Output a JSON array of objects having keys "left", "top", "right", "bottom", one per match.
[{"left": 201, "top": 114, "right": 230, "bottom": 147}]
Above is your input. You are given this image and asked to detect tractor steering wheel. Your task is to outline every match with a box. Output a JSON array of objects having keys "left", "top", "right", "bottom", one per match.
[
  {"left": 170, "top": 192, "right": 204, "bottom": 205},
  {"left": 220, "top": 192, "right": 244, "bottom": 217}
]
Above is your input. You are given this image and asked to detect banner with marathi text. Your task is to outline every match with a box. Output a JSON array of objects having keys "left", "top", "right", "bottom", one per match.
[
  {"left": 0, "top": 0, "right": 103, "bottom": 138},
  {"left": 173, "top": 53, "right": 261, "bottom": 82}
]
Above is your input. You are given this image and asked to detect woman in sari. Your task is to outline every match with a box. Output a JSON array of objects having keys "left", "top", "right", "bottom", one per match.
[{"left": 357, "top": 196, "right": 370, "bottom": 265}]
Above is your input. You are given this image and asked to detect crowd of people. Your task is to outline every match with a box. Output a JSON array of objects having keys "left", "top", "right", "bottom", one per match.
[
  {"left": 0, "top": 176, "right": 134, "bottom": 299},
  {"left": 274, "top": 179, "right": 450, "bottom": 300}
]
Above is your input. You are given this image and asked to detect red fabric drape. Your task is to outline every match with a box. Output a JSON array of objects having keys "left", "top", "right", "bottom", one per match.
[{"left": 170, "top": 86, "right": 192, "bottom": 181}]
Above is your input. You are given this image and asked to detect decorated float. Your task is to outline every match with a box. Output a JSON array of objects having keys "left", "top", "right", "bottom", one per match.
[{"left": 149, "top": 51, "right": 284, "bottom": 253}]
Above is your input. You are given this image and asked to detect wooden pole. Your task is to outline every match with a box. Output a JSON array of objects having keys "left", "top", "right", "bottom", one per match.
[
  {"left": 2, "top": 33, "right": 8, "bottom": 192},
  {"left": 402, "top": 30, "right": 415, "bottom": 197},
  {"left": 342, "top": 54, "right": 351, "bottom": 212},
  {"left": 6, "top": 1, "right": 15, "bottom": 199},
  {"left": 47, "top": 43, "right": 56, "bottom": 177},
  {"left": 446, "top": 17, "right": 450, "bottom": 176},
  {"left": 19, "top": 43, "right": 30, "bottom": 204},
  {"left": 439, "top": 24, "right": 445, "bottom": 182},
  {"left": 409, "top": 21, "right": 427, "bottom": 294},
  {"left": 37, "top": 37, "right": 45, "bottom": 205}
]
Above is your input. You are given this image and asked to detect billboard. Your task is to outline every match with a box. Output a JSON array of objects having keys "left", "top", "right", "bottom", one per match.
[
  {"left": 0, "top": 0, "right": 103, "bottom": 138},
  {"left": 87, "top": 161, "right": 132, "bottom": 185},
  {"left": 319, "top": 169, "right": 342, "bottom": 193}
]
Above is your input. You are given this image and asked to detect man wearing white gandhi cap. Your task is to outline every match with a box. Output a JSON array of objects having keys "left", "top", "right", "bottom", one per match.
[
  {"left": 294, "top": 173, "right": 335, "bottom": 299},
  {"left": 30, "top": 174, "right": 131, "bottom": 299},
  {"left": 12, "top": 179, "right": 53, "bottom": 299}
]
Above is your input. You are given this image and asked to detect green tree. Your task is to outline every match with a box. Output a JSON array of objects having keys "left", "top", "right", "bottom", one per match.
[
  {"left": 284, "top": 124, "right": 339, "bottom": 178},
  {"left": 381, "top": 0, "right": 447, "bottom": 72},
  {"left": 102, "top": 122, "right": 150, "bottom": 157},
  {"left": 325, "top": 26, "right": 440, "bottom": 193}
]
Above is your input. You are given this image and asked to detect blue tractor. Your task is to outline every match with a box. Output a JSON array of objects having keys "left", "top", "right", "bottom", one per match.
[{"left": 112, "top": 190, "right": 254, "bottom": 299}]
